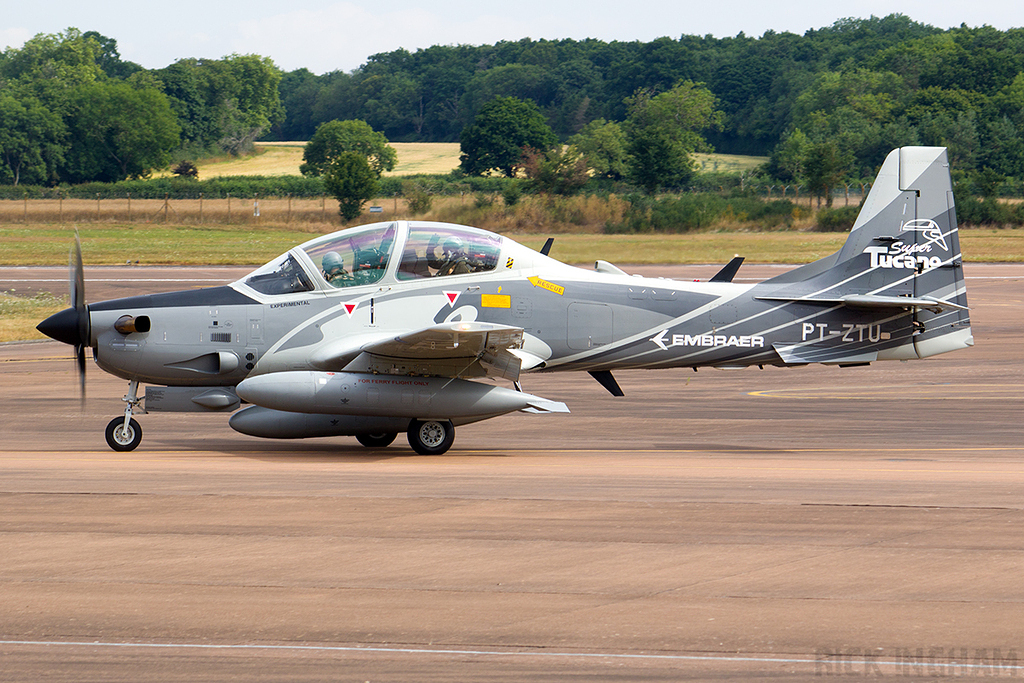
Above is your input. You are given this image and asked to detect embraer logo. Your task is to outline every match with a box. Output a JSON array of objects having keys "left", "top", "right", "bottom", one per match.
[{"left": 650, "top": 329, "right": 765, "bottom": 351}]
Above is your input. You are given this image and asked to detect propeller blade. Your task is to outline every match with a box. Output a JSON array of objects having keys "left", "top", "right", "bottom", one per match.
[
  {"left": 70, "top": 230, "right": 88, "bottom": 404},
  {"left": 76, "top": 344, "right": 87, "bottom": 405}
]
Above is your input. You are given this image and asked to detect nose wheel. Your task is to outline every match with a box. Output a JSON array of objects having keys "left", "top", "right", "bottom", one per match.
[
  {"left": 105, "top": 379, "right": 144, "bottom": 452},
  {"left": 105, "top": 416, "right": 142, "bottom": 451}
]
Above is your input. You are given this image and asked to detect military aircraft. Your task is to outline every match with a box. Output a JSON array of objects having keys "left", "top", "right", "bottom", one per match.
[{"left": 38, "top": 147, "right": 972, "bottom": 454}]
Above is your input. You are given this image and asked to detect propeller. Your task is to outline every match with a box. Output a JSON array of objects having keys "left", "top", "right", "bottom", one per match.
[
  {"left": 36, "top": 230, "right": 90, "bottom": 403},
  {"left": 70, "top": 231, "right": 87, "bottom": 401}
]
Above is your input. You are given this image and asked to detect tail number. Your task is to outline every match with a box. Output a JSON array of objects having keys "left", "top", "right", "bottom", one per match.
[{"left": 803, "top": 323, "right": 883, "bottom": 342}]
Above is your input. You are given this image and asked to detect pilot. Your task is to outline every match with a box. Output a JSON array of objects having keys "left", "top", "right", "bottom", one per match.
[
  {"left": 434, "top": 236, "right": 471, "bottom": 276},
  {"left": 321, "top": 251, "right": 350, "bottom": 284}
]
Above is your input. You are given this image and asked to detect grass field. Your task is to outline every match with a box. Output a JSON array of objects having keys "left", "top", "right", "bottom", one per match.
[{"left": 190, "top": 142, "right": 461, "bottom": 178}]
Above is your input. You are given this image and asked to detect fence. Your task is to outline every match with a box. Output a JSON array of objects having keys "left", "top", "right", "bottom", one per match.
[{"left": 0, "top": 194, "right": 417, "bottom": 226}]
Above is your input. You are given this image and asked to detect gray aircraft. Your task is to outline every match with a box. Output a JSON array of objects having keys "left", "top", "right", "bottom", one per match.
[{"left": 38, "top": 147, "right": 972, "bottom": 454}]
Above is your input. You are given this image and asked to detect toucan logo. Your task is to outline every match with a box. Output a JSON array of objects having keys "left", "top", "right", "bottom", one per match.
[{"left": 901, "top": 219, "right": 949, "bottom": 251}]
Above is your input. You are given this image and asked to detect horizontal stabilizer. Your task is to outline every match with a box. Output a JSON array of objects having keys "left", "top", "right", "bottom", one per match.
[{"left": 757, "top": 294, "right": 968, "bottom": 313}]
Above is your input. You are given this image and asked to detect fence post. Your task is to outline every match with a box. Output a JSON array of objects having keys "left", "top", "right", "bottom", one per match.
[
  {"left": 97, "top": 193, "right": 101, "bottom": 220},
  {"left": 287, "top": 194, "right": 292, "bottom": 223},
  {"left": 163, "top": 193, "right": 169, "bottom": 223},
  {"left": 227, "top": 193, "right": 231, "bottom": 224},
  {"left": 199, "top": 193, "right": 203, "bottom": 224},
  {"left": 59, "top": 191, "right": 63, "bottom": 224},
  {"left": 321, "top": 195, "right": 326, "bottom": 222},
  {"left": 23, "top": 192, "right": 27, "bottom": 223},
  {"left": 127, "top": 192, "right": 131, "bottom": 221},
  {"left": 253, "top": 193, "right": 260, "bottom": 223}
]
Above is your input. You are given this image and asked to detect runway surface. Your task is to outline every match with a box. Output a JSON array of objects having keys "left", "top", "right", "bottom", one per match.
[{"left": 1, "top": 263, "right": 1022, "bottom": 680}]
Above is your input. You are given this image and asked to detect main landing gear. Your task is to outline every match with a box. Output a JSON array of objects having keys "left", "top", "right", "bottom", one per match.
[
  {"left": 105, "top": 379, "right": 143, "bottom": 452},
  {"left": 407, "top": 419, "right": 455, "bottom": 455},
  {"left": 354, "top": 420, "right": 456, "bottom": 455}
]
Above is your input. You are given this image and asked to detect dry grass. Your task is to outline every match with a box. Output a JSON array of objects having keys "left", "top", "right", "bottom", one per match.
[
  {"left": 0, "top": 291, "right": 66, "bottom": 342},
  {"left": 179, "top": 141, "right": 462, "bottom": 178},
  {"left": 692, "top": 153, "right": 768, "bottom": 174},
  {"left": 177, "top": 144, "right": 763, "bottom": 179}
]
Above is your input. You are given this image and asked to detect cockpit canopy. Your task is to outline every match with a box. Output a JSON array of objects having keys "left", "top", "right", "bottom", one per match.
[{"left": 241, "top": 221, "right": 506, "bottom": 295}]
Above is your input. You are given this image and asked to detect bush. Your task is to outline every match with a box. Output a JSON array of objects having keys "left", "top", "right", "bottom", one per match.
[
  {"left": 606, "top": 193, "right": 801, "bottom": 233},
  {"left": 403, "top": 181, "right": 433, "bottom": 215},
  {"left": 501, "top": 182, "right": 522, "bottom": 207},
  {"left": 955, "top": 195, "right": 1016, "bottom": 225},
  {"left": 814, "top": 206, "right": 860, "bottom": 232}
]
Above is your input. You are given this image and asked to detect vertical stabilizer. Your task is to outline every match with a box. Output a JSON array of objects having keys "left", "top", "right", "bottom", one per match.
[{"left": 764, "top": 147, "right": 972, "bottom": 359}]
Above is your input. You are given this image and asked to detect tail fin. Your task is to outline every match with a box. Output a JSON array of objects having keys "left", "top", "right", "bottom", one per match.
[{"left": 763, "top": 147, "right": 972, "bottom": 359}]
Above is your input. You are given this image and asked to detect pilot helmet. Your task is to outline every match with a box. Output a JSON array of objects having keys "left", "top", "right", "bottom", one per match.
[
  {"left": 442, "top": 236, "right": 465, "bottom": 256},
  {"left": 322, "top": 251, "right": 344, "bottom": 275}
]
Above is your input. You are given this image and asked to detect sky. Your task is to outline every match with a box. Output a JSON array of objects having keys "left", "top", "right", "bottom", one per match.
[{"left": 3, "top": 0, "right": 1024, "bottom": 74}]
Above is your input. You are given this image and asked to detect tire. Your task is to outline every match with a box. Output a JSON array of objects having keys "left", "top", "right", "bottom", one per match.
[
  {"left": 407, "top": 419, "right": 455, "bottom": 455},
  {"left": 105, "top": 416, "right": 142, "bottom": 452},
  {"left": 356, "top": 432, "right": 397, "bottom": 448}
]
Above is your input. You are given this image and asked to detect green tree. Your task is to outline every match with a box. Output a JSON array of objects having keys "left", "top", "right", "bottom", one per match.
[
  {"left": 521, "top": 145, "right": 589, "bottom": 195},
  {"left": 769, "top": 129, "right": 811, "bottom": 181},
  {"left": 624, "top": 81, "right": 722, "bottom": 193},
  {"left": 62, "top": 80, "right": 180, "bottom": 182},
  {"left": 218, "top": 54, "right": 284, "bottom": 154},
  {"left": 156, "top": 54, "right": 282, "bottom": 155},
  {"left": 301, "top": 119, "right": 397, "bottom": 177},
  {"left": 803, "top": 141, "right": 852, "bottom": 207},
  {"left": 82, "top": 31, "right": 142, "bottom": 79},
  {"left": 459, "top": 96, "right": 558, "bottom": 177},
  {"left": 0, "top": 85, "right": 66, "bottom": 185},
  {"left": 569, "top": 119, "right": 627, "bottom": 179},
  {"left": 323, "top": 151, "right": 380, "bottom": 220}
]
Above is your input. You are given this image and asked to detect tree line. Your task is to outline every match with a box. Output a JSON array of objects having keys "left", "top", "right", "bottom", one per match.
[
  {"left": 0, "top": 29, "right": 281, "bottom": 186},
  {"left": 6, "top": 16, "right": 1024, "bottom": 195},
  {"left": 273, "top": 15, "right": 1024, "bottom": 184}
]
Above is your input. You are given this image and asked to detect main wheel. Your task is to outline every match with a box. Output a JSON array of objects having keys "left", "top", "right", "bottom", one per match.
[
  {"left": 105, "top": 416, "right": 142, "bottom": 452},
  {"left": 356, "top": 432, "right": 397, "bottom": 448},
  {"left": 407, "top": 419, "right": 455, "bottom": 455}
]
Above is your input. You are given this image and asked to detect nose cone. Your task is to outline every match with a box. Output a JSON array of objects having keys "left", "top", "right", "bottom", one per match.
[{"left": 37, "top": 307, "right": 86, "bottom": 346}]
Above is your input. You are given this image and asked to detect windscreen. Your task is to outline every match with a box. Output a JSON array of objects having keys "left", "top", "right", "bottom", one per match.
[{"left": 243, "top": 253, "right": 315, "bottom": 295}]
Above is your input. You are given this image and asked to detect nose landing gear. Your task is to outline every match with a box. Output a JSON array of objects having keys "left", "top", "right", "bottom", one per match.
[{"left": 105, "top": 380, "right": 144, "bottom": 452}]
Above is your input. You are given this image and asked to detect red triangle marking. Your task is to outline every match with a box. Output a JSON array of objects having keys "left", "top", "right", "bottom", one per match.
[
  {"left": 444, "top": 291, "right": 460, "bottom": 306},
  {"left": 343, "top": 303, "right": 357, "bottom": 317}
]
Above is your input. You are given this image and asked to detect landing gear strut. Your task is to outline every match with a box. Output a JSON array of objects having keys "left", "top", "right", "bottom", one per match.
[{"left": 105, "top": 380, "right": 143, "bottom": 452}]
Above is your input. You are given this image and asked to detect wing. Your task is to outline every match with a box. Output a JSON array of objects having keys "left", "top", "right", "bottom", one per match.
[{"left": 311, "top": 322, "right": 527, "bottom": 381}]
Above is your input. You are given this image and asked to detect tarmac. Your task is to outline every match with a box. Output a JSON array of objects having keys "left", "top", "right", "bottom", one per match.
[{"left": 0, "top": 263, "right": 1022, "bottom": 681}]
